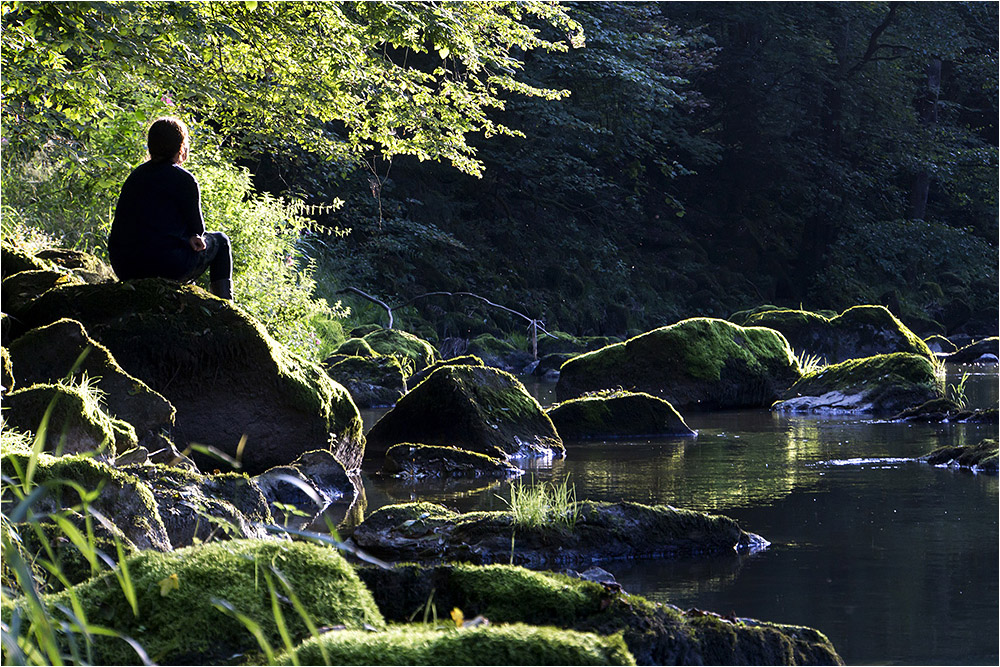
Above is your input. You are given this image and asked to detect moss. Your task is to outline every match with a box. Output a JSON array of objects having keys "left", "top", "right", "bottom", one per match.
[
  {"left": 547, "top": 391, "right": 695, "bottom": 439},
  {"left": 363, "top": 328, "right": 438, "bottom": 372},
  {"left": 16, "top": 279, "right": 364, "bottom": 473},
  {"left": 948, "top": 336, "right": 999, "bottom": 364},
  {"left": 334, "top": 337, "right": 379, "bottom": 357},
  {"left": 368, "top": 364, "right": 562, "bottom": 460},
  {"left": 4, "top": 539, "right": 385, "bottom": 665},
  {"left": 1, "top": 241, "right": 51, "bottom": 277},
  {"left": 833, "top": 305, "right": 932, "bottom": 359},
  {"left": 728, "top": 304, "right": 785, "bottom": 326},
  {"left": 356, "top": 563, "right": 843, "bottom": 666},
  {"left": 1, "top": 450, "right": 170, "bottom": 551},
  {"left": 3, "top": 383, "right": 134, "bottom": 457},
  {"left": 921, "top": 439, "right": 998, "bottom": 472},
  {"left": 280, "top": 623, "right": 635, "bottom": 666},
  {"left": 778, "top": 353, "right": 943, "bottom": 414},
  {"left": 557, "top": 318, "right": 799, "bottom": 409},
  {"left": 1, "top": 345, "right": 13, "bottom": 392},
  {"left": 923, "top": 334, "right": 957, "bottom": 354},
  {"left": 34, "top": 248, "right": 115, "bottom": 284}
]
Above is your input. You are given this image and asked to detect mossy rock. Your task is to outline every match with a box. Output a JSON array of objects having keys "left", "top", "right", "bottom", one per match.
[
  {"left": 537, "top": 332, "right": 620, "bottom": 357},
  {"left": 556, "top": 318, "right": 800, "bottom": 409},
  {"left": 16, "top": 279, "right": 364, "bottom": 474},
  {"left": 920, "top": 439, "right": 998, "bottom": 473},
  {"left": 350, "top": 323, "right": 384, "bottom": 338},
  {"left": 120, "top": 463, "right": 272, "bottom": 548},
  {"left": 467, "top": 333, "right": 533, "bottom": 372},
  {"left": 1, "top": 241, "right": 50, "bottom": 277},
  {"left": 334, "top": 337, "right": 379, "bottom": 358},
  {"left": 923, "top": 334, "right": 958, "bottom": 355},
  {"left": 548, "top": 391, "right": 696, "bottom": 440},
  {"left": 34, "top": 248, "right": 115, "bottom": 284},
  {"left": 253, "top": 449, "right": 356, "bottom": 526},
  {"left": 728, "top": 304, "right": 785, "bottom": 326},
  {"left": 947, "top": 337, "right": 999, "bottom": 364},
  {"left": 323, "top": 354, "right": 407, "bottom": 408},
  {"left": 357, "top": 563, "right": 844, "bottom": 666},
  {"left": 363, "top": 328, "right": 438, "bottom": 372},
  {"left": 2, "top": 269, "right": 84, "bottom": 317},
  {"left": 745, "top": 306, "right": 932, "bottom": 364},
  {"left": 367, "top": 365, "right": 563, "bottom": 460},
  {"left": 9, "top": 319, "right": 175, "bottom": 439},
  {"left": 279, "top": 623, "right": 635, "bottom": 666},
  {"left": 1, "top": 345, "right": 12, "bottom": 393},
  {"left": 1, "top": 539, "right": 385, "bottom": 665},
  {"left": 347, "top": 500, "right": 765, "bottom": 568},
  {"left": 1, "top": 451, "right": 170, "bottom": 551},
  {"left": 773, "top": 353, "right": 943, "bottom": 414},
  {"left": 407, "top": 354, "right": 484, "bottom": 386},
  {"left": 381, "top": 443, "right": 522, "bottom": 479},
  {"left": 3, "top": 383, "right": 137, "bottom": 459}
]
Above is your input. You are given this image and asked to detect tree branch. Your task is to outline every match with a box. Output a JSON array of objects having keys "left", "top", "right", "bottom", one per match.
[{"left": 845, "top": 4, "right": 900, "bottom": 79}]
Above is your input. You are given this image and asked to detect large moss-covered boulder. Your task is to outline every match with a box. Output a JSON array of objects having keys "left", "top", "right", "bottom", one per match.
[
  {"left": 745, "top": 305, "right": 932, "bottom": 364},
  {"left": 322, "top": 353, "right": 407, "bottom": 408},
  {"left": 467, "top": 333, "right": 533, "bottom": 372},
  {"left": 381, "top": 443, "right": 522, "bottom": 479},
  {"left": 363, "top": 328, "right": 438, "bottom": 372},
  {"left": 334, "top": 336, "right": 379, "bottom": 357},
  {"left": 1, "top": 451, "right": 170, "bottom": 551},
  {"left": 357, "top": 564, "right": 843, "bottom": 666},
  {"left": 556, "top": 318, "right": 800, "bottom": 409},
  {"left": 773, "top": 353, "right": 943, "bottom": 414},
  {"left": 8, "top": 319, "right": 175, "bottom": 442},
  {"left": 3, "top": 383, "right": 137, "bottom": 458},
  {"left": 1, "top": 241, "right": 49, "bottom": 277},
  {"left": 947, "top": 337, "right": 999, "bottom": 364},
  {"left": 548, "top": 391, "right": 696, "bottom": 440},
  {"left": 347, "top": 500, "right": 766, "bottom": 568},
  {"left": 919, "top": 439, "right": 997, "bottom": 473},
  {"left": 1, "top": 539, "right": 385, "bottom": 665},
  {"left": 280, "top": 623, "right": 635, "bottom": 666},
  {"left": 923, "top": 334, "right": 958, "bottom": 355},
  {"left": 16, "top": 279, "right": 364, "bottom": 474},
  {"left": 367, "top": 365, "right": 563, "bottom": 460},
  {"left": 407, "top": 354, "right": 484, "bottom": 386}
]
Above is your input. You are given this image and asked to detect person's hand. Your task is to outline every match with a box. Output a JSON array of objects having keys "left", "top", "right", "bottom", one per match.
[{"left": 189, "top": 235, "right": 206, "bottom": 252}]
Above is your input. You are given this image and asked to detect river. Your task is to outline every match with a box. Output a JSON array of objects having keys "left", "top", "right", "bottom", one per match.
[{"left": 358, "top": 364, "right": 998, "bottom": 665}]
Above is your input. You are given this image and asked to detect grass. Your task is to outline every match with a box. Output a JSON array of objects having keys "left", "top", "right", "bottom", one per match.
[
  {"left": 794, "top": 350, "right": 825, "bottom": 375},
  {"left": 501, "top": 476, "right": 580, "bottom": 531},
  {"left": 947, "top": 372, "right": 971, "bottom": 410}
]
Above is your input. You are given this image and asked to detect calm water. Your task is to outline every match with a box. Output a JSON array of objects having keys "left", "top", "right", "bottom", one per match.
[{"left": 358, "top": 365, "right": 999, "bottom": 665}]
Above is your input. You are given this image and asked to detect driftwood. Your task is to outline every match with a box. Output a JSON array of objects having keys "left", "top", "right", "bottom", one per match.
[{"left": 338, "top": 287, "right": 554, "bottom": 359}]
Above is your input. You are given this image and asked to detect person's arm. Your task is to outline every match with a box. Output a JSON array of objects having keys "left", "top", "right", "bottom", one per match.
[{"left": 180, "top": 168, "right": 207, "bottom": 250}]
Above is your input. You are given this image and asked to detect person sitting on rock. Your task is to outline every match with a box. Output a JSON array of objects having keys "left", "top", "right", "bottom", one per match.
[{"left": 109, "top": 116, "right": 233, "bottom": 300}]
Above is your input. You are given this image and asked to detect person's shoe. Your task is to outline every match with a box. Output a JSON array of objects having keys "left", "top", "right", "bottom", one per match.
[{"left": 210, "top": 279, "right": 233, "bottom": 300}]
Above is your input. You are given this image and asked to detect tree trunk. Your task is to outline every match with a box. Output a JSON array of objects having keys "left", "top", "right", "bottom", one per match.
[{"left": 909, "top": 58, "right": 942, "bottom": 220}]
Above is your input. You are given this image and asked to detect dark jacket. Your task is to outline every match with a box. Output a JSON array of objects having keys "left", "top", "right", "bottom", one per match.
[{"left": 109, "top": 160, "right": 206, "bottom": 280}]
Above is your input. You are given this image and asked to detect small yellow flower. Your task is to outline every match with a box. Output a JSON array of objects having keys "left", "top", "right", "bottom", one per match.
[
  {"left": 450, "top": 607, "right": 464, "bottom": 628},
  {"left": 158, "top": 573, "right": 179, "bottom": 596}
]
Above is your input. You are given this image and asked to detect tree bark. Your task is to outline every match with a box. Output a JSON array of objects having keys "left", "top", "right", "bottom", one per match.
[{"left": 909, "top": 58, "right": 942, "bottom": 220}]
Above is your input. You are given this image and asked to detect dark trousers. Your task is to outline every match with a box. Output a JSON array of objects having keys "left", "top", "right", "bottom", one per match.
[
  {"left": 178, "top": 232, "right": 232, "bottom": 284},
  {"left": 111, "top": 231, "right": 232, "bottom": 290}
]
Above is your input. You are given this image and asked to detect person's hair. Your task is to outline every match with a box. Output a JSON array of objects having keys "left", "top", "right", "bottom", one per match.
[{"left": 147, "top": 116, "right": 189, "bottom": 163}]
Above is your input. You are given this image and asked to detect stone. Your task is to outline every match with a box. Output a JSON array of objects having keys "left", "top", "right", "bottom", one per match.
[
  {"left": 8, "top": 319, "right": 175, "bottom": 443},
  {"left": 381, "top": 443, "right": 523, "bottom": 479},
  {"left": 346, "top": 500, "right": 767, "bottom": 568},
  {"left": 919, "top": 439, "right": 997, "bottom": 473},
  {"left": 16, "top": 279, "right": 364, "bottom": 474},
  {"left": 946, "top": 337, "right": 999, "bottom": 364},
  {"left": 362, "top": 328, "right": 438, "bottom": 372},
  {"left": 923, "top": 334, "right": 957, "bottom": 355},
  {"left": 744, "top": 305, "right": 933, "bottom": 364},
  {"left": 3, "top": 383, "right": 137, "bottom": 459},
  {"left": 1, "top": 346, "right": 12, "bottom": 394},
  {"left": 34, "top": 248, "right": 116, "bottom": 284},
  {"left": 467, "top": 333, "right": 533, "bottom": 373},
  {"left": 254, "top": 449, "right": 356, "bottom": 524},
  {"left": 322, "top": 353, "right": 406, "bottom": 408},
  {"left": 773, "top": 353, "right": 943, "bottom": 414},
  {"left": 407, "top": 354, "right": 484, "bottom": 387},
  {"left": 548, "top": 391, "right": 696, "bottom": 440},
  {"left": 333, "top": 337, "right": 379, "bottom": 357},
  {"left": 556, "top": 317, "right": 800, "bottom": 410},
  {"left": 367, "top": 364, "right": 563, "bottom": 461},
  {"left": 2, "top": 270, "right": 84, "bottom": 317},
  {"left": 356, "top": 563, "right": 844, "bottom": 666}
]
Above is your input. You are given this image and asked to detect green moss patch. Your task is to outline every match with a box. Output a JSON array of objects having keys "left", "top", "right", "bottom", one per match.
[
  {"left": 363, "top": 328, "right": 438, "bottom": 372},
  {"left": 557, "top": 318, "right": 799, "bottom": 409},
  {"left": 367, "top": 365, "right": 563, "bottom": 460},
  {"left": 548, "top": 391, "right": 695, "bottom": 439},
  {"left": 334, "top": 337, "right": 379, "bottom": 357},
  {"left": 356, "top": 563, "right": 843, "bottom": 666},
  {"left": 4, "top": 539, "right": 385, "bottom": 665},
  {"left": 323, "top": 354, "right": 406, "bottom": 408},
  {"left": 279, "top": 623, "right": 635, "bottom": 666},
  {"left": 775, "top": 353, "right": 943, "bottom": 414}
]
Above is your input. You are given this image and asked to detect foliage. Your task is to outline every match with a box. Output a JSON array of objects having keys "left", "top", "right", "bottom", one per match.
[{"left": 501, "top": 476, "right": 580, "bottom": 531}]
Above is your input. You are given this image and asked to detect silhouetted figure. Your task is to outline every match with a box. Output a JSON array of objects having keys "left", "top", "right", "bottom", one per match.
[{"left": 109, "top": 116, "right": 233, "bottom": 299}]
